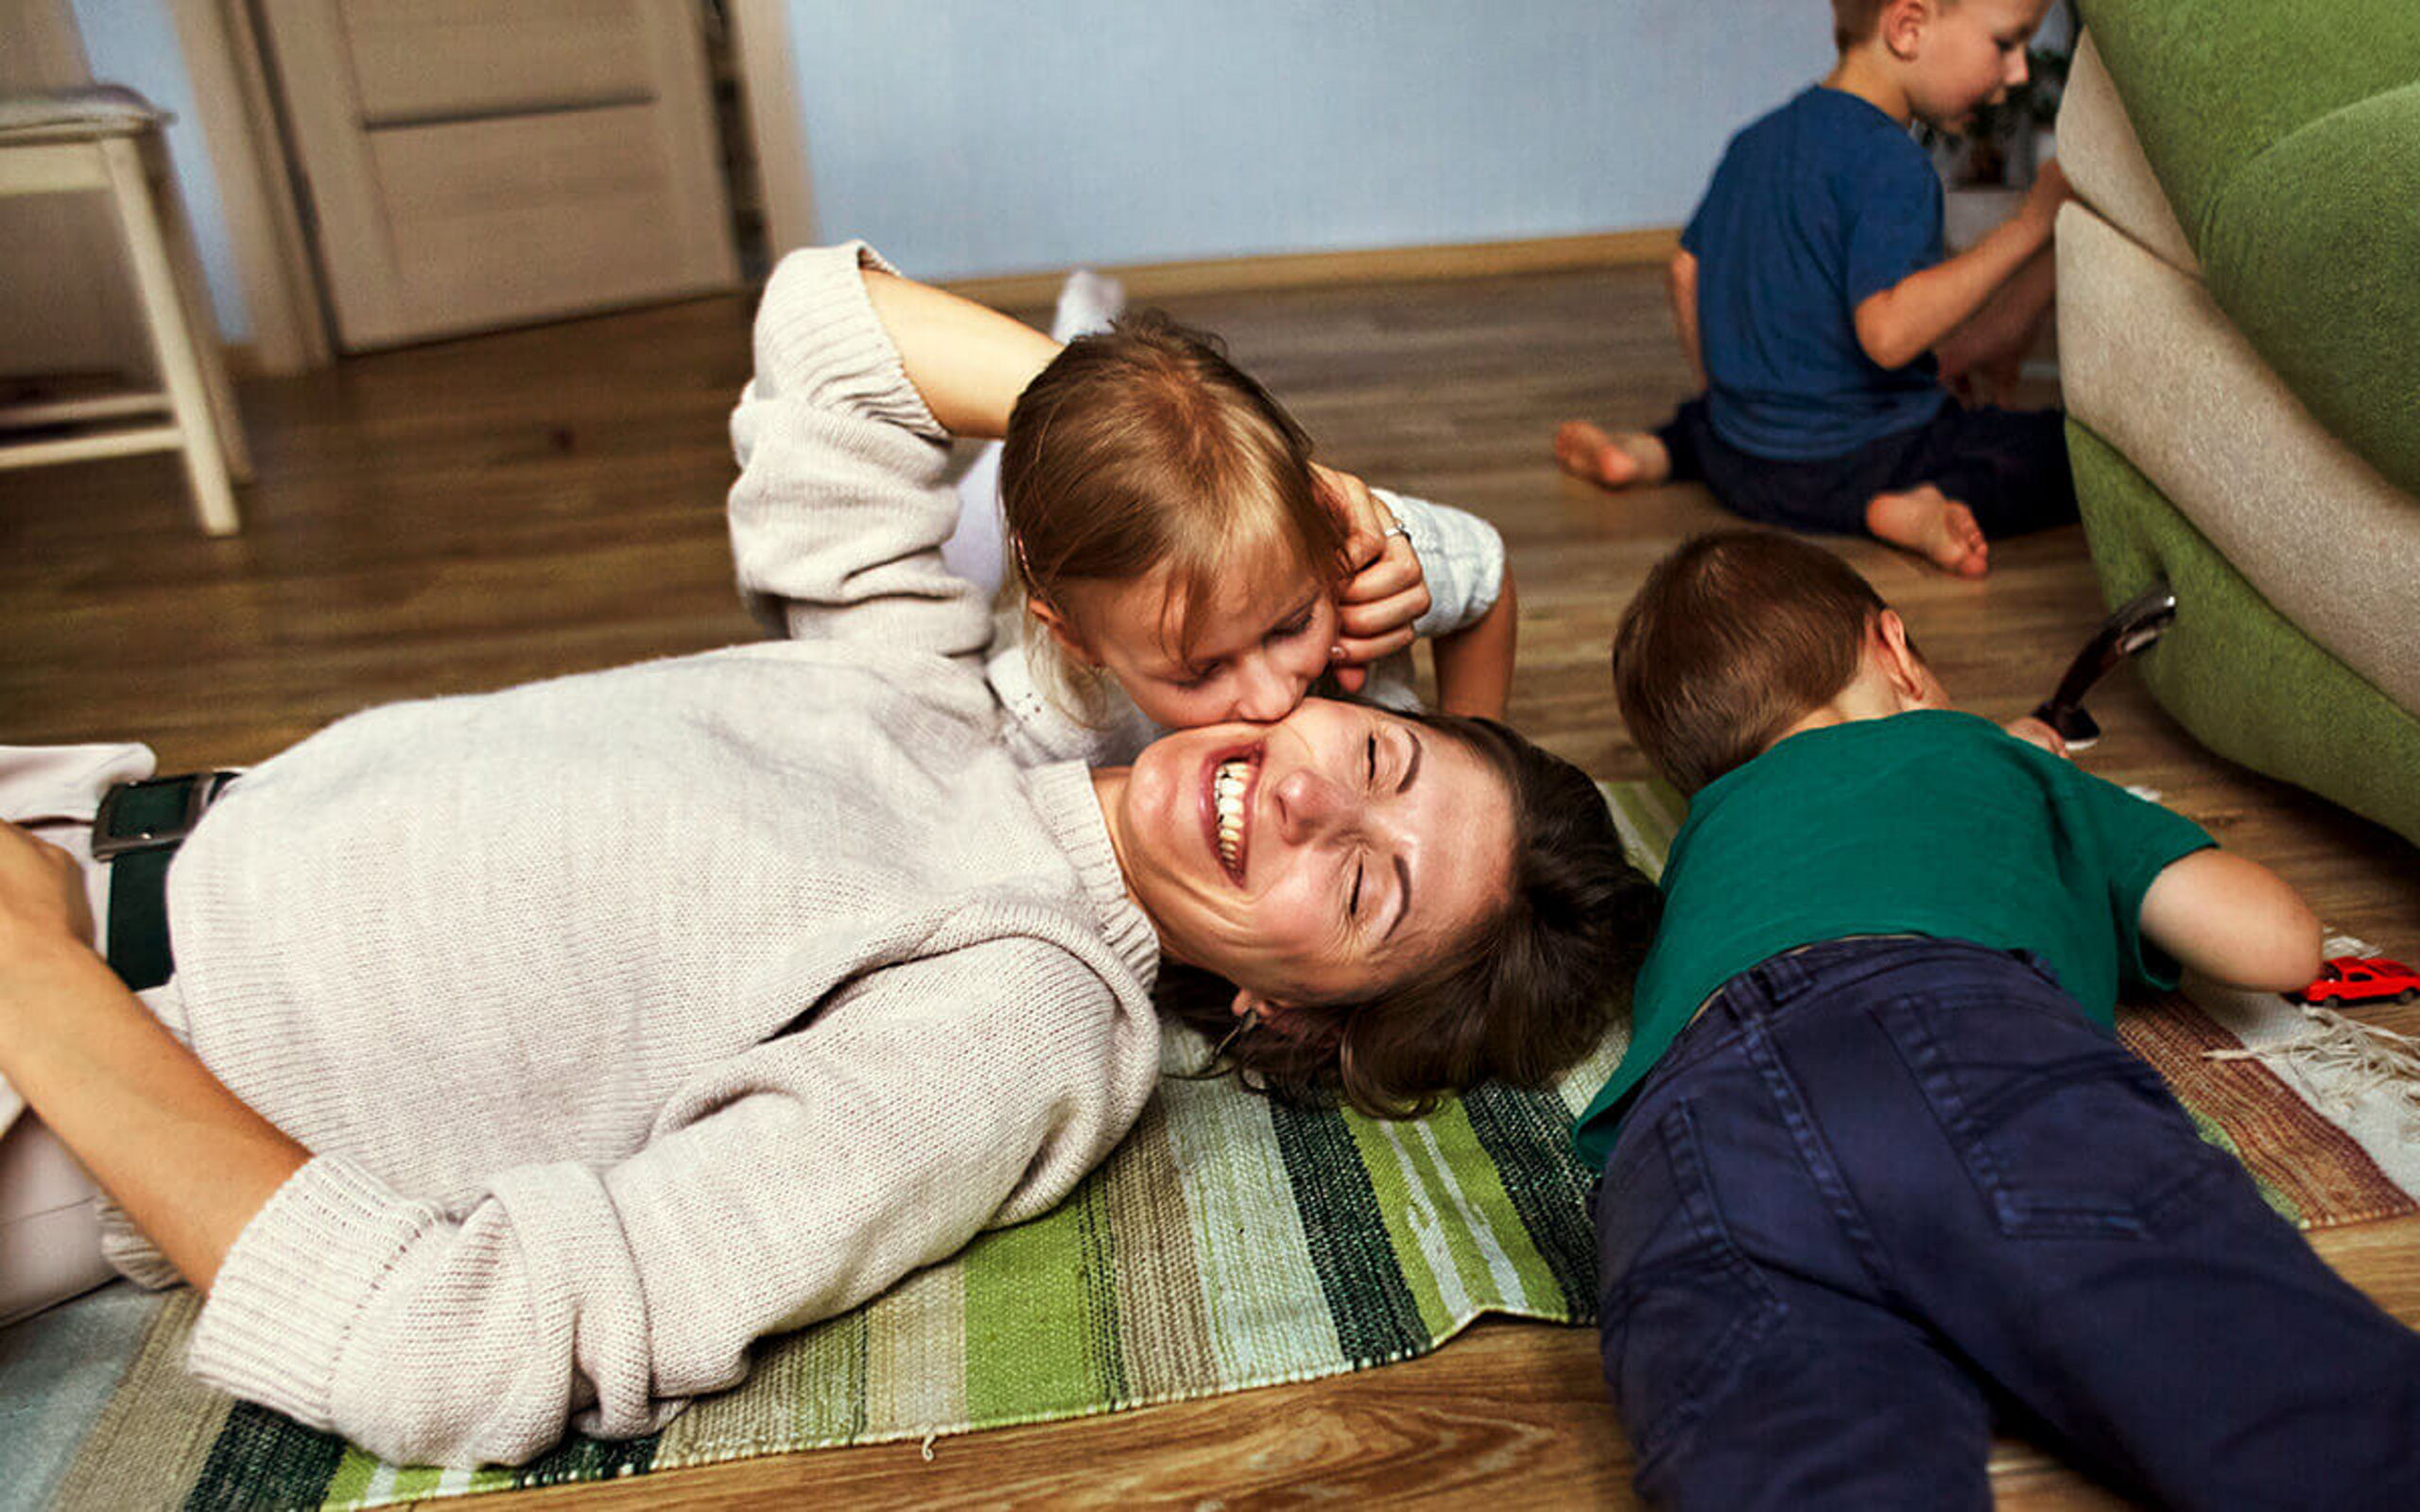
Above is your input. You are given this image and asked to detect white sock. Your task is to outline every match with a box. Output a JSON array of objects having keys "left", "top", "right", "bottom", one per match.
[{"left": 1050, "top": 268, "right": 1126, "bottom": 341}]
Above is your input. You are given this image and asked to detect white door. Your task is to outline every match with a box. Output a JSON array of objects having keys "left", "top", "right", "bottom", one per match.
[{"left": 256, "top": 0, "right": 738, "bottom": 351}]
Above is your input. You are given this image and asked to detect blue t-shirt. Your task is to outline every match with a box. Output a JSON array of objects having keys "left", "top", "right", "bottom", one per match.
[
  {"left": 1573, "top": 712, "right": 2216, "bottom": 1169},
  {"left": 1684, "top": 86, "right": 1949, "bottom": 461}
]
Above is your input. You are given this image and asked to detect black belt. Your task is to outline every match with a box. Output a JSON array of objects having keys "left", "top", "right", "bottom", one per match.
[{"left": 93, "top": 771, "right": 236, "bottom": 992}]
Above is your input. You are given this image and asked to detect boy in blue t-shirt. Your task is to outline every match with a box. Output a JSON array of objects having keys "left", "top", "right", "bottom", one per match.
[
  {"left": 1584, "top": 529, "right": 2420, "bottom": 1508},
  {"left": 1559, "top": 0, "right": 2077, "bottom": 578}
]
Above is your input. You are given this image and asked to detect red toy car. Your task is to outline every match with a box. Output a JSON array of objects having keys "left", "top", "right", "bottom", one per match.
[{"left": 2295, "top": 956, "right": 2420, "bottom": 1006}]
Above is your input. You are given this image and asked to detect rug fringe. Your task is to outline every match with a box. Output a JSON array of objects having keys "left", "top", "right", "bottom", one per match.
[{"left": 2205, "top": 1006, "right": 2420, "bottom": 1132}]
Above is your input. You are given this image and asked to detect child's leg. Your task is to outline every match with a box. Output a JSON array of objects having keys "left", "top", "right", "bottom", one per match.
[
  {"left": 1814, "top": 947, "right": 2420, "bottom": 1511},
  {"left": 1863, "top": 485, "right": 1991, "bottom": 577},
  {"left": 1852, "top": 400, "right": 2076, "bottom": 575},
  {"left": 1598, "top": 1107, "right": 1996, "bottom": 1510},
  {"left": 1672, "top": 412, "right": 1985, "bottom": 578},
  {"left": 1908, "top": 405, "right": 2079, "bottom": 539},
  {"left": 942, "top": 270, "right": 1127, "bottom": 593},
  {"left": 1978, "top": 1149, "right": 2420, "bottom": 1511},
  {"left": 1596, "top": 952, "right": 2009, "bottom": 1509},
  {"left": 1554, "top": 395, "right": 1709, "bottom": 491},
  {"left": 1553, "top": 420, "right": 1668, "bottom": 490}
]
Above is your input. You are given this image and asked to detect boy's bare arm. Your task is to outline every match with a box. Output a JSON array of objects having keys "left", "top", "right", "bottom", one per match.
[
  {"left": 1853, "top": 160, "right": 2072, "bottom": 372},
  {"left": 1937, "top": 242, "right": 2057, "bottom": 401},
  {"left": 1668, "top": 249, "right": 1704, "bottom": 388},
  {"left": 2138, "top": 848, "right": 2325, "bottom": 994}
]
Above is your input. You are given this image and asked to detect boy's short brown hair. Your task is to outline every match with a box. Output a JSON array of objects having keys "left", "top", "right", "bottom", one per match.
[
  {"left": 1611, "top": 530, "right": 1887, "bottom": 795},
  {"left": 1832, "top": 0, "right": 1944, "bottom": 51}
]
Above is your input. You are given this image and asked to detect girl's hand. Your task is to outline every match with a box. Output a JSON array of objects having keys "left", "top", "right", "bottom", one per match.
[
  {"left": 1312, "top": 463, "right": 1430, "bottom": 693},
  {"left": 0, "top": 821, "right": 95, "bottom": 971}
]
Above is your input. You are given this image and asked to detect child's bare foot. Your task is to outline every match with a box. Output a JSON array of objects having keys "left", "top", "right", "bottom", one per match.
[
  {"left": 1555, "top": 421, "right": 1670, "bottom": 490},
  {"left": 1865, "top": 486, "right": 1990, "bottom": 577}
]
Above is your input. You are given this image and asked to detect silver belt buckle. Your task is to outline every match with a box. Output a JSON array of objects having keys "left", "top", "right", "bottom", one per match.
[{"left": 89, "top": 772, "right": 232, "bottom": 861}]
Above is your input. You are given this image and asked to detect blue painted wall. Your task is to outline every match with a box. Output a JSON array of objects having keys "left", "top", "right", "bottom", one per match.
[
  {"left": 784, "top": 0, "right": 1830, "bottom": 278},
  {"left": 73, "top": 0, "right": 250, "bottom": 340},
  {"left": 77, "top": 1, "right": 1838, "bottom": 341}
]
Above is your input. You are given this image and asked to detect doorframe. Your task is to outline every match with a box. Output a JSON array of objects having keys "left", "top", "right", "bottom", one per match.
[
  {"left": 727, "top": 0, "right": 817, "bottom": 258},
  {"left": 164, "top": 0, "right": 330, "bottom": 375}
]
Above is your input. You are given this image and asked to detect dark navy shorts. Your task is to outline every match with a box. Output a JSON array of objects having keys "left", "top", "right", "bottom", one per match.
[
  {"left": 1592, "top": 937, "right": 2420, "bottom": 1511},
  {"left": 1655, "top": 394, "right": 2078, "bottom": 540}
]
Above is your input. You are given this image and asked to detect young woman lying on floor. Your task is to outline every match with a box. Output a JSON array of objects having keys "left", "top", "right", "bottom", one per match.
[{"left": 0, "top": 244, "right": 1653, "bottom": 1469}]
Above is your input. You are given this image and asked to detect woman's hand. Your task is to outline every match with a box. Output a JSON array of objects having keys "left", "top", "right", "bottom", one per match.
[
  {"left": 1313, "top": 463, "right": 1430, "bottom": 694},
  {"left": 0, "top": 821, "right": 95, "bottom": 978}
]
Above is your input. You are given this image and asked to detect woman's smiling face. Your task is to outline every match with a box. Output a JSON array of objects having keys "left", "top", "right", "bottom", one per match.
[{"left": 1097, "top": 698, "right": 1516, "bottom": 1010}]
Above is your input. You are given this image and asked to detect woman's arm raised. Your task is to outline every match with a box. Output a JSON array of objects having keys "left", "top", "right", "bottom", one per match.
[
  {"left": 1430, "top": 569, "right": 1517, "bottom": 721},
  {"left": 859, "top": 269, "right": 1062, "bottom": 440},
  {"left": 1353, "top": 487, "right": 1513, "bottom": 719},
  {"left": 728, "top": 245, "right": 999, "bottom": 660}
]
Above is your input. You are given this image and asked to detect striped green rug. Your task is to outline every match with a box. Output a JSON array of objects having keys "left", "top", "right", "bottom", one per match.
[
  {"left": 5, "top": 782, "right": 1681, "bottom": 1512},
  {"left": 21, "top": 780, "right": 2403, "bottom": 1510}
]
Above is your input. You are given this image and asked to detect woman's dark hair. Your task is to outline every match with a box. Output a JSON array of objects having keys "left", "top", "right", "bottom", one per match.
[{"left": 1160, "top": 712, "right": 1661, "bottom": 1119}]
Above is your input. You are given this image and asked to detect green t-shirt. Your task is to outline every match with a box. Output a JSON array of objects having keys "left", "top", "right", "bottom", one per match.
[{"left": 1574, "top": 710, "right": 2213, "bottom": 1168}]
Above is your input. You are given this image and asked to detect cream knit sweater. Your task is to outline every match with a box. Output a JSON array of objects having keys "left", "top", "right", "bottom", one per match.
[{"left": 150, "top": 244, "right": 1165, "bottom": 1467}]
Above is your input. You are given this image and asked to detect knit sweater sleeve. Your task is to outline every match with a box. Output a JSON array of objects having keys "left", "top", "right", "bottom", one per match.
[
  {"left": 726, "top": 241, "right": 994, "bottom": 662},
  {"left": 1374, "top": 488, "right": 1506, "bottom": 640},
  {"left": 183, "top": 935, "right": 1155, "bottom": 1469}
]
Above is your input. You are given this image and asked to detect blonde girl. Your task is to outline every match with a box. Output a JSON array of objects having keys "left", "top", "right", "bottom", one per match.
[{"left": 731, "top": 245, "right": 1518, "bottom": 767}]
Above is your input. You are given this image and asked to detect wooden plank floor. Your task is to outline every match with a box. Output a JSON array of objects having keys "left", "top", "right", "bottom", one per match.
[{"left": 4, "top": 265, "right": 2413, "bottom": 1509}]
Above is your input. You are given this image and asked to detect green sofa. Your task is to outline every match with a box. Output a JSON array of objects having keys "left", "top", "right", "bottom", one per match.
[{"left": 2056, "top": 0, "right": 2420, "bottom": 845}]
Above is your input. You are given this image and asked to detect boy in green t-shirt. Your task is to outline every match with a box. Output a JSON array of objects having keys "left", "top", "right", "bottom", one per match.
[{"left": 1584, "top": 530, "right": 2420, "bottom": 1509}]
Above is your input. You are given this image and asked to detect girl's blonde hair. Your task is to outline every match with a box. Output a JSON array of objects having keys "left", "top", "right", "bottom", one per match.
[{"left": 997, "top": 311, "right": 1349, "bottom": 689}]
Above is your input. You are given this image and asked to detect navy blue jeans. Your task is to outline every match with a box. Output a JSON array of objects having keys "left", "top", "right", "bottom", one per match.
[
  {"left": 1654, "top": 394, "right": 2077, "bottom": 539},
  {"left": 1593, "top": 938, "right": 2420, "bottom": 1512}
]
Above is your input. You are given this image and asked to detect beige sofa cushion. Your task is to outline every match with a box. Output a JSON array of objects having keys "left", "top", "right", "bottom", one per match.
[
  {"left": 2058, "top": 205, "right": 2420, "bottom": 716},
  {"left": 2057, "top": 32, "right": 2198, "bottom": 277}
]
